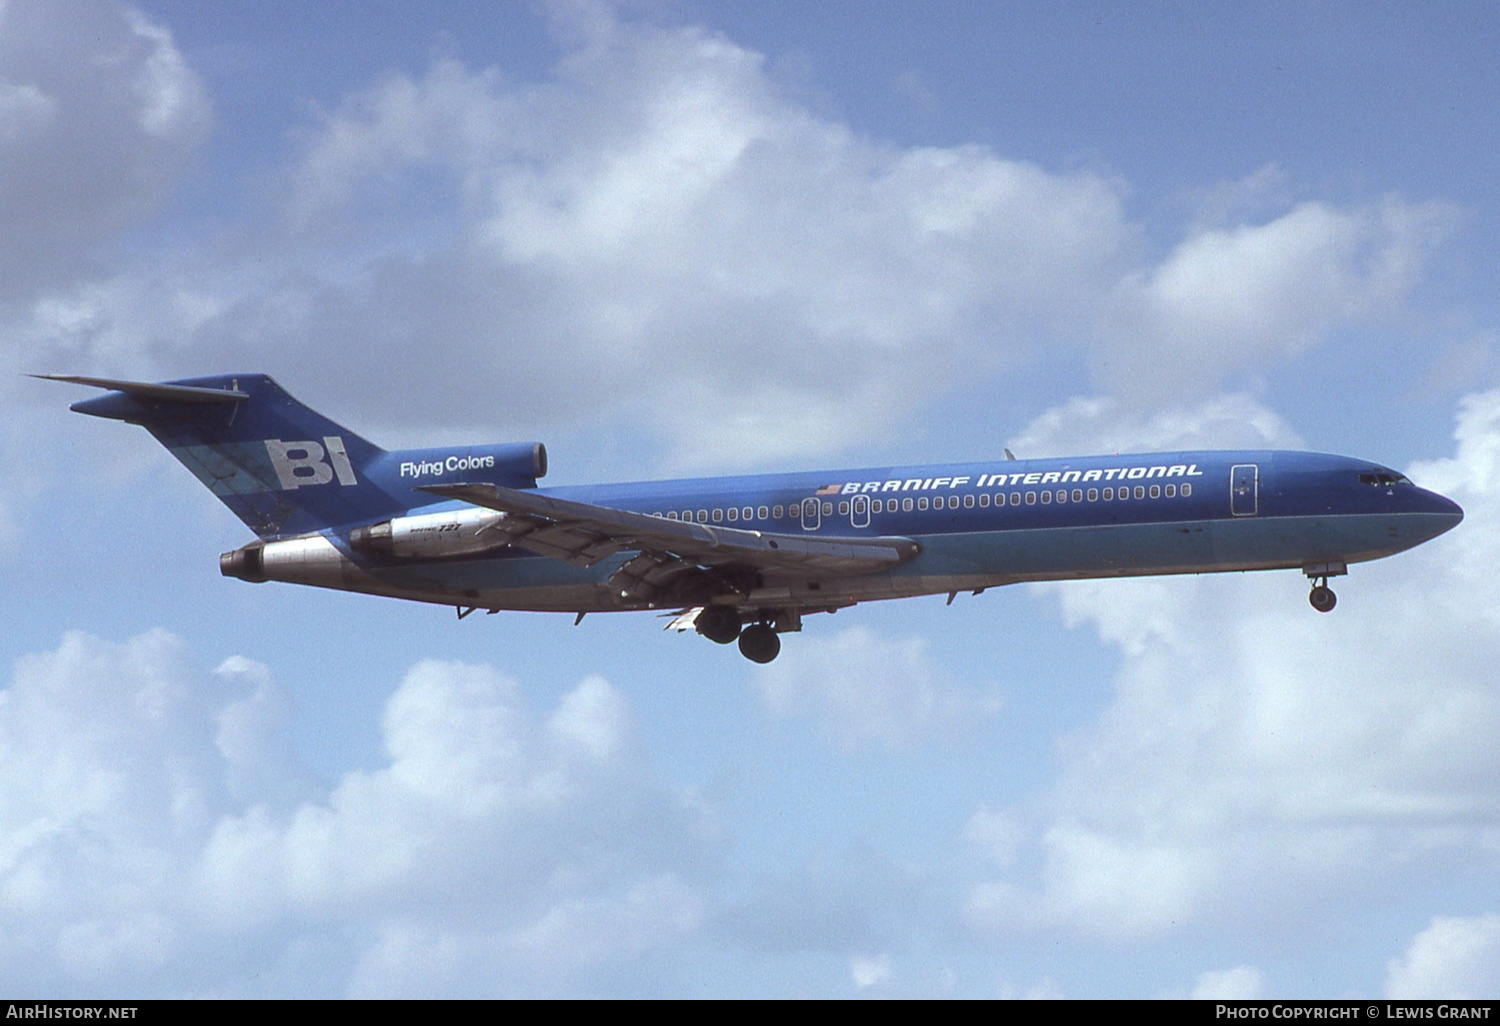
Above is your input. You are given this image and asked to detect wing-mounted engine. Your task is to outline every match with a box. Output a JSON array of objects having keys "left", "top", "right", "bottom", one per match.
[{"left": 348, "top": 506, "right": 513, "bottom": 559}]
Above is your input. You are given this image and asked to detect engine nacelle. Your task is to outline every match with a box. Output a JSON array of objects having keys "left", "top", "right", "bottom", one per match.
[
  {"left": 348, "top": 506, "right": 511, "bottom": 559},
  {"left": 375, "top": 442, "right": 548, "bottom": 490},
  {"left": 219, "top": 541, "right": 268, "bottom": 582}
]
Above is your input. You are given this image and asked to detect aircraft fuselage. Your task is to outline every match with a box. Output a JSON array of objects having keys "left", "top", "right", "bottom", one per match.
[
  {"left": 235, "top": 449, "right": 1461, "bottom": 616},
  {"left": 43, "top": 373, "right": 1463, "bottom": 662}
]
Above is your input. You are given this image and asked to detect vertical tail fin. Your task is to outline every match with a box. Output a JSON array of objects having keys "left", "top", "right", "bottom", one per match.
[{"left": 42, "top": 373, "right": 403, "bottom": 538}]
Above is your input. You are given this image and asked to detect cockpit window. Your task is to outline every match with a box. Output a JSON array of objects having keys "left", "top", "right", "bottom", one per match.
[{"left": 1359, "top": 471, "right": 1411, "bottom": 487}]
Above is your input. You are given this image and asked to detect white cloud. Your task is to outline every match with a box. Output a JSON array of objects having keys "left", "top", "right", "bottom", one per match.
[
  {"left": 1385, "top": 914, "right": 1500, "bottom": 999},
  {"left": 188, "top": 19, "right": 1134, "bottom": 467},
  {"left": 968, "top": 389, "right": 1500, "bottom": 938},
  {"left": 1188, "top": 965, "right": 1268, "bottom": 1000},
  {"left": 0, "top": 631, "right": 710, "bottom": 996},
  {"left": 850, "top": 952, "right": 892, "bottom": 989},
  {"left": 1, "top": 3, "right": 1456, "bottom": 488},
  {"left": 1009, "top": 391, "right": 1303, "bottom": 459},
  {"left": 0, "top": 0, "right": 210, "bottom": 302},
  {"left": 1101, "top": 197, "right": 1456, "bottom": 400},
  {"left": 753, "top": 625, "right": 1000, "bottom": 751},
  {"left": 264, "top": 58, "right": 1418, "bottom": 465}
]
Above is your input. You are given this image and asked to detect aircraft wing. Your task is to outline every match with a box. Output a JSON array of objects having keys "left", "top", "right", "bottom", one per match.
[{"left": 421, "top": 482, "right": 919, "bottom": 602}]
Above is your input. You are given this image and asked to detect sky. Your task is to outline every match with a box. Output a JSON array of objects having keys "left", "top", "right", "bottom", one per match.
[{"left": 2, "top": 0, "right": 1499, "bottom": 998}]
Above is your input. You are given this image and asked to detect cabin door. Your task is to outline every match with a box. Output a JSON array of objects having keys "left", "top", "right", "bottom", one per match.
[{"left": 1230, "top": 464, "right": 1259, "bottom": 517}]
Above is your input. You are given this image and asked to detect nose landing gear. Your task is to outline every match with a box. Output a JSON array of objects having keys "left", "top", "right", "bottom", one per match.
[{"left": 1303, "top": 561, "right": 1347, "bottom": 613}]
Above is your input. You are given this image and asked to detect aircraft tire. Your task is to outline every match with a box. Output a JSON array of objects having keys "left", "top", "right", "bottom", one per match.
[
  {"left": 696, "top": 605, "right": 742, "bottom": 644},
  {"left": 738, "top": 624, "right": 781, "bottom": 663},
  {"left": 1309, "top": 585, "right": 1337, "bottom": 613}
]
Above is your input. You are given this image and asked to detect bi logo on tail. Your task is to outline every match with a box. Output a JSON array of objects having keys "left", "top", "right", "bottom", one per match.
[{"left": 264, "top": 436, "right": 358, "bottom": 490}]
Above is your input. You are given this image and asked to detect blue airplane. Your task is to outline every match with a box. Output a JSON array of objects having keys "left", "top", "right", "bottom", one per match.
[{"left": 40, "top": 373, "right": 1464, "bottom": 662}]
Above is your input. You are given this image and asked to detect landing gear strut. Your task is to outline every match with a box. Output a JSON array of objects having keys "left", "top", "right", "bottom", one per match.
[{"left": 1303, "top": 561, "right": 1346, "bottom": 613}]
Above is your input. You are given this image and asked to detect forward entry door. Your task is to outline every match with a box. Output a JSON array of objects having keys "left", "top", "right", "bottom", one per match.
[{"left": 1230, "top": 464, "right": 1259, "bottom": 517}]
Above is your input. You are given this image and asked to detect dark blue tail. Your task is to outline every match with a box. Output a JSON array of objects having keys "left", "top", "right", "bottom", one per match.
[
  {"left": 65, "top": 373, "right": 408, "bottom": 538},
  {"left": 51, "top": 372, "right": 548, "bottom": 539}
]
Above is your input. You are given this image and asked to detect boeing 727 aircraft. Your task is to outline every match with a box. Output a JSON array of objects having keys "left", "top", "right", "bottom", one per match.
[{"left": 41, "top": 373, "right": 1463, "bottom": 662}]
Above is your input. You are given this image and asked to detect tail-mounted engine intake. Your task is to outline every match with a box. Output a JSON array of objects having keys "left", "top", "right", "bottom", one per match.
[{"left": 348, "top": 506, "right": 511, "bottom": 559}]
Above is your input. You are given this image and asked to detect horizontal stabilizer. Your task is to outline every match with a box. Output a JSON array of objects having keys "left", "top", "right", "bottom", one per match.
[{"left": 31, "top": 374, "right": 248, "bottom": 404}]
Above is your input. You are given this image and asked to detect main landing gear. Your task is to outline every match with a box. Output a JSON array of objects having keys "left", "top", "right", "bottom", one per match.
[
  {"left": 737, "top": 624, "right": 781, "bottom": 664},
  {"left": 694, "top": 604, "right": 742, "bottom": 645},
  {"left": 1303, "top": 561, "right": 1347, "bottom": 613},
  {"left": 692, "top": 606, "right": 783, "bottom": 662}
]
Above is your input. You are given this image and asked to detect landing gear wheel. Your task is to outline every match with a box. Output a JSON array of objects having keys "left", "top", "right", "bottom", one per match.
[
  {"left": 738, "top": 623, "right": 781, "bottom": 663},
  {"left": 1309, "top": 584, "right": 1337, "bottom": 613},
  {"left": 695, "top": 605, "right": 742, "bottom": 644}
]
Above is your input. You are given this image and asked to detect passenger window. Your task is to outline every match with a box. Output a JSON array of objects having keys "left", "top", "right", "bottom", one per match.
[
  {"left": 822, "top": 502, "right": 832, "bottom": 516},
  {"left": 964, "top": 494, "right": 974, "bottom": 508},
  {"left": 1149, "top": 485, "right": 1160, "bottom": 499},
  {"left": 979, "top": 493, "right": 990, "bottom": 507},
  {"left": 727, "top": 507, "right": 737, "bottom": 521},
  {"left": 1026, "top": 492, "right": 1036, "bottom": 505},
  {"left": 1165, "top": 484, "right": 1176, "bottom": 498},
  {"left": 789, "top": 505, "right": 800, "bottom": 519},
  {"left": 1087, "top": 488, "right": 1098, "bottom": 502},
  {"left": 1133, "top": 486, "right": 1145, "bottom": 499},
  {"left": 712, "top": 509, "right": 723, "bottom": 522},
  {"left": 1182, "top": 483, "right": 1192, "bottom": 497},
  {"left": 1104, "top": 487, "right": 1113, "bottom": 500},
  {"left": 838, "top": 501, "right": 849, "bottom": 515},
  {"left": 903, "top": 497, "right": 914, "bottom": 512},
  {"left": 758, "top": 506, "right": 769, "bottom": 519},
  {"left": 698, "top": 510, "right": 708, "bottom": 522},
  {"left": 918, "top": 497, "right": 929, "bottom": 510},
  {"left": 1072, "top": 489, "right": 1083, "bottom": 502},
  {"left": 948, "top": 495, "right": 959, "bottom": 509},
  {"left": 1041, "top": 491, "right": 1051, "bottom": 504}
]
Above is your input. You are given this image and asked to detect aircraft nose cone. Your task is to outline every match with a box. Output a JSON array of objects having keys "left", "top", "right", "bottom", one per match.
[{"left": 1420, "top": 488, "right": 1464, "bottom": 534}]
